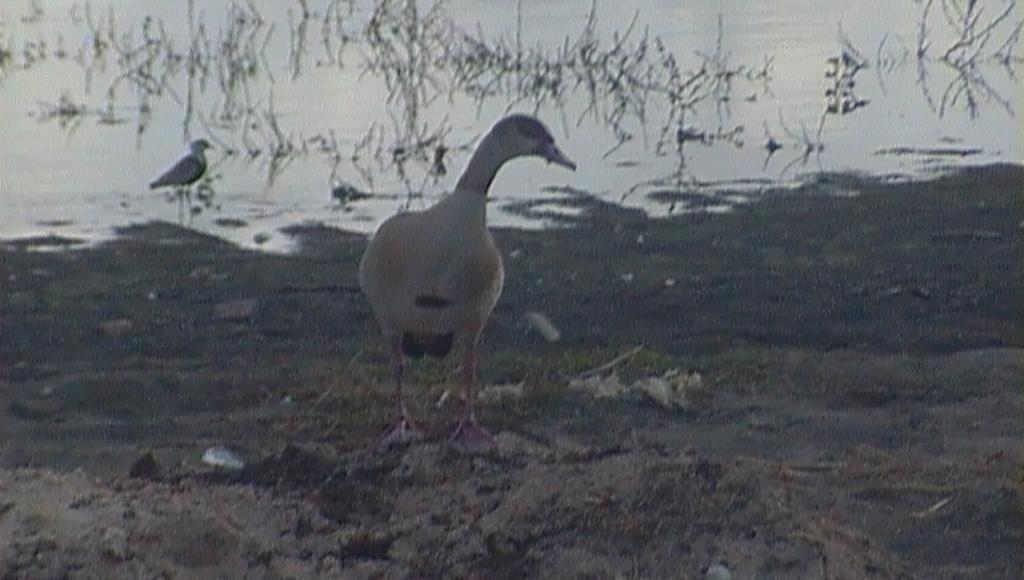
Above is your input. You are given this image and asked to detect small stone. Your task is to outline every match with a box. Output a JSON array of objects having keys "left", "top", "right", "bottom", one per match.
[
  {"left": 7, "top": 398, "right": 62, "bottom": 421},
  {"left": 331, "top": 184, "right": 371, "bottom": 203},
  {"left": 434, "top": 389, "right": 451, "bottom": 409},
  {"left": 99, "top": 318, "right": 133, "bottom": 337},
  {"left": 478, "top": 382, "right": 525, "bottom": 403},
  {"left": 129, "top": 450, "right": 160, "bottom": 479},
  {"left": 634, "top": 369, "right": 706, "bottom": 411},
  {"left": 189, "top": 266, "right": 214, "bottom": 282},
  {"left": 214, "top": 298, "right": 258, "bottom": 322},
  {"left": 523, "top": 311, "right": 561, "bottom": 342},
  {"left": 706, "top": 563, "right": 732, "bottom": 580},
  {"left": 7, "top": 292, "right": 37, "bottom": 311},
  {"left": 99, "top": 526, "right": 129, "bottom": 562},
  {"left": 214, "top": 217, "right": 248, "bottom": 228},
  {"left": 202, "top": 446, "right": 245, "bottom": 470}
]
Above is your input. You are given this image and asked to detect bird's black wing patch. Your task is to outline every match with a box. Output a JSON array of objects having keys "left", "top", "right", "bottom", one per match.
[{"left": 414, "top": 295, "right": 451, "bottom": 308}]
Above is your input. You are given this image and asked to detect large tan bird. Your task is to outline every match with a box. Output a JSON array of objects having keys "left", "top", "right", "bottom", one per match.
[{"left": 359, "top": 114, "right": 576, "bottom": 448}]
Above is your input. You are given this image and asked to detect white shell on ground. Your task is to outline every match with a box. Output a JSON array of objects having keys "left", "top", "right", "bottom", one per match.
[{"left": 201, "top": 446, "right": 245, "bottom": 470}]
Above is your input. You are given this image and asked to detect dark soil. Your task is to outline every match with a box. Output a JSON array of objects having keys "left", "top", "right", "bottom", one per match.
[{"left": 1, "top": 164, "right": 1022, "bottom": 579}]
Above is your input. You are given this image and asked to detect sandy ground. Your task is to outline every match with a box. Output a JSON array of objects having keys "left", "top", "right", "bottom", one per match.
[{"left": 1, "top": 164, "right": 1022, "bottom": 579}]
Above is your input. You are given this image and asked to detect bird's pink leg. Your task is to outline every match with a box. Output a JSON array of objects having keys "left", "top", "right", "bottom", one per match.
[
  {"left": 450, "top": 338, "right": 496, "bottom": 449},
  {"left": 374, "top": 336, "right": 423, "bottom": 449}
]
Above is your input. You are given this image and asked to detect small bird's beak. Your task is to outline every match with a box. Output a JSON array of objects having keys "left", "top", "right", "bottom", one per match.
[{"left": 540, "top": 141, "right": 577, "bottom": 171}]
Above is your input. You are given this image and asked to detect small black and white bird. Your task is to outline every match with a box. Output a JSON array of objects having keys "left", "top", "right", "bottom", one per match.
[{"left": 150, "top": 139, "right": 212, "bottom": 191}]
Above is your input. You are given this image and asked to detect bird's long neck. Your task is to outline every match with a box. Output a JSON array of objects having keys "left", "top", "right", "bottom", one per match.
[{"left": 455, "top": 131, "right": 508, "bottom": 195}]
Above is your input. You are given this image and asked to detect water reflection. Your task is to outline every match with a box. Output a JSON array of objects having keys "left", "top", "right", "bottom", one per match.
[
  {"left": 0, "top": 0, "right": 1020, "bottom": 247},
  {"left": 912, "top": 0, "right": 1022, "bottom": 119}
]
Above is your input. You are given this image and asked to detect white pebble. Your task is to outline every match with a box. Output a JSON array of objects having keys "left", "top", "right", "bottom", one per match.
[
  {"left": 524, "top": 311, "right": 561, "bottom": 342},
  {"left": 201, "top": 446, "right": 245, "bottom": 470},
  {"left": 706, "top": 563, "right": 732, "bottom": 580}
]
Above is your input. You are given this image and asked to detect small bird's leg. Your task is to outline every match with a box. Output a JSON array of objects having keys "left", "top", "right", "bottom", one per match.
[
  {"left": 176, "top": 188, "right": 186, "bottom": 224},
  {"left": 185, "top": 188, "right": 194, "bottom": 225},
  {"left": 450, "top": 337, "right": 496, "bottom": 448},
  {"left": 374, "top": 336, "right": 422, "bottom": 449},
  {"left": 392, "top": 337, "right": 411, "bottom": 420}
]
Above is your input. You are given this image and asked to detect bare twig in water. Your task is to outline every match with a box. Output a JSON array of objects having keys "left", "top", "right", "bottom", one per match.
[
  {"left": 21, "top": 1, "right": 778, "bottom": 198},
  {"left": 912, "top": 0, "right": 1022, "bottom": 118}
]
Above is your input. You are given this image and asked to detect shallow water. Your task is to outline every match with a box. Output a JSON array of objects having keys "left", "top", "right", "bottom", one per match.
[{"left": 1, "top": 0, "right": 1021, "bottom": 250}]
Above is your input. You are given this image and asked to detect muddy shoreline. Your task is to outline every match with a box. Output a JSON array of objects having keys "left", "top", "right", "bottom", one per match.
[{"left": 1, "top": 164, "right": 1022, "bottom": 578}]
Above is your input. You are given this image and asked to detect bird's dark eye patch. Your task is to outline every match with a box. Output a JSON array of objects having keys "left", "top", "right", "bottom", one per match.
[{"left": 414, "top": 295, "right": 450, "bottom": 308}]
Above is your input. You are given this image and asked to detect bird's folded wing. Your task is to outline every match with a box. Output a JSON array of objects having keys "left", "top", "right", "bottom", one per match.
[
  {"left": 423, "top": 234, "right": 502, "bottom": 312},
  {"left": 150, "top": 156, "right": 204, "bottom": 188},
  {"left": 361, "top": 213, "right": 502, "bottom": 315}
]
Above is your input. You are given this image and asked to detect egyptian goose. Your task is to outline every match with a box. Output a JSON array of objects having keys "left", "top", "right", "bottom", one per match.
[
  {"left": 150, "top": 139, "right": 212, "bottom": 190},
  {"left": 359, "top": 114, "right": 576, "bottom": 447}
]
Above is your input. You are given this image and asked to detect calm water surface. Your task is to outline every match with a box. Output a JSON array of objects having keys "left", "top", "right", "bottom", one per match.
[{"left": 1, "top": 0, "right": 1021, "bottom": 250}]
